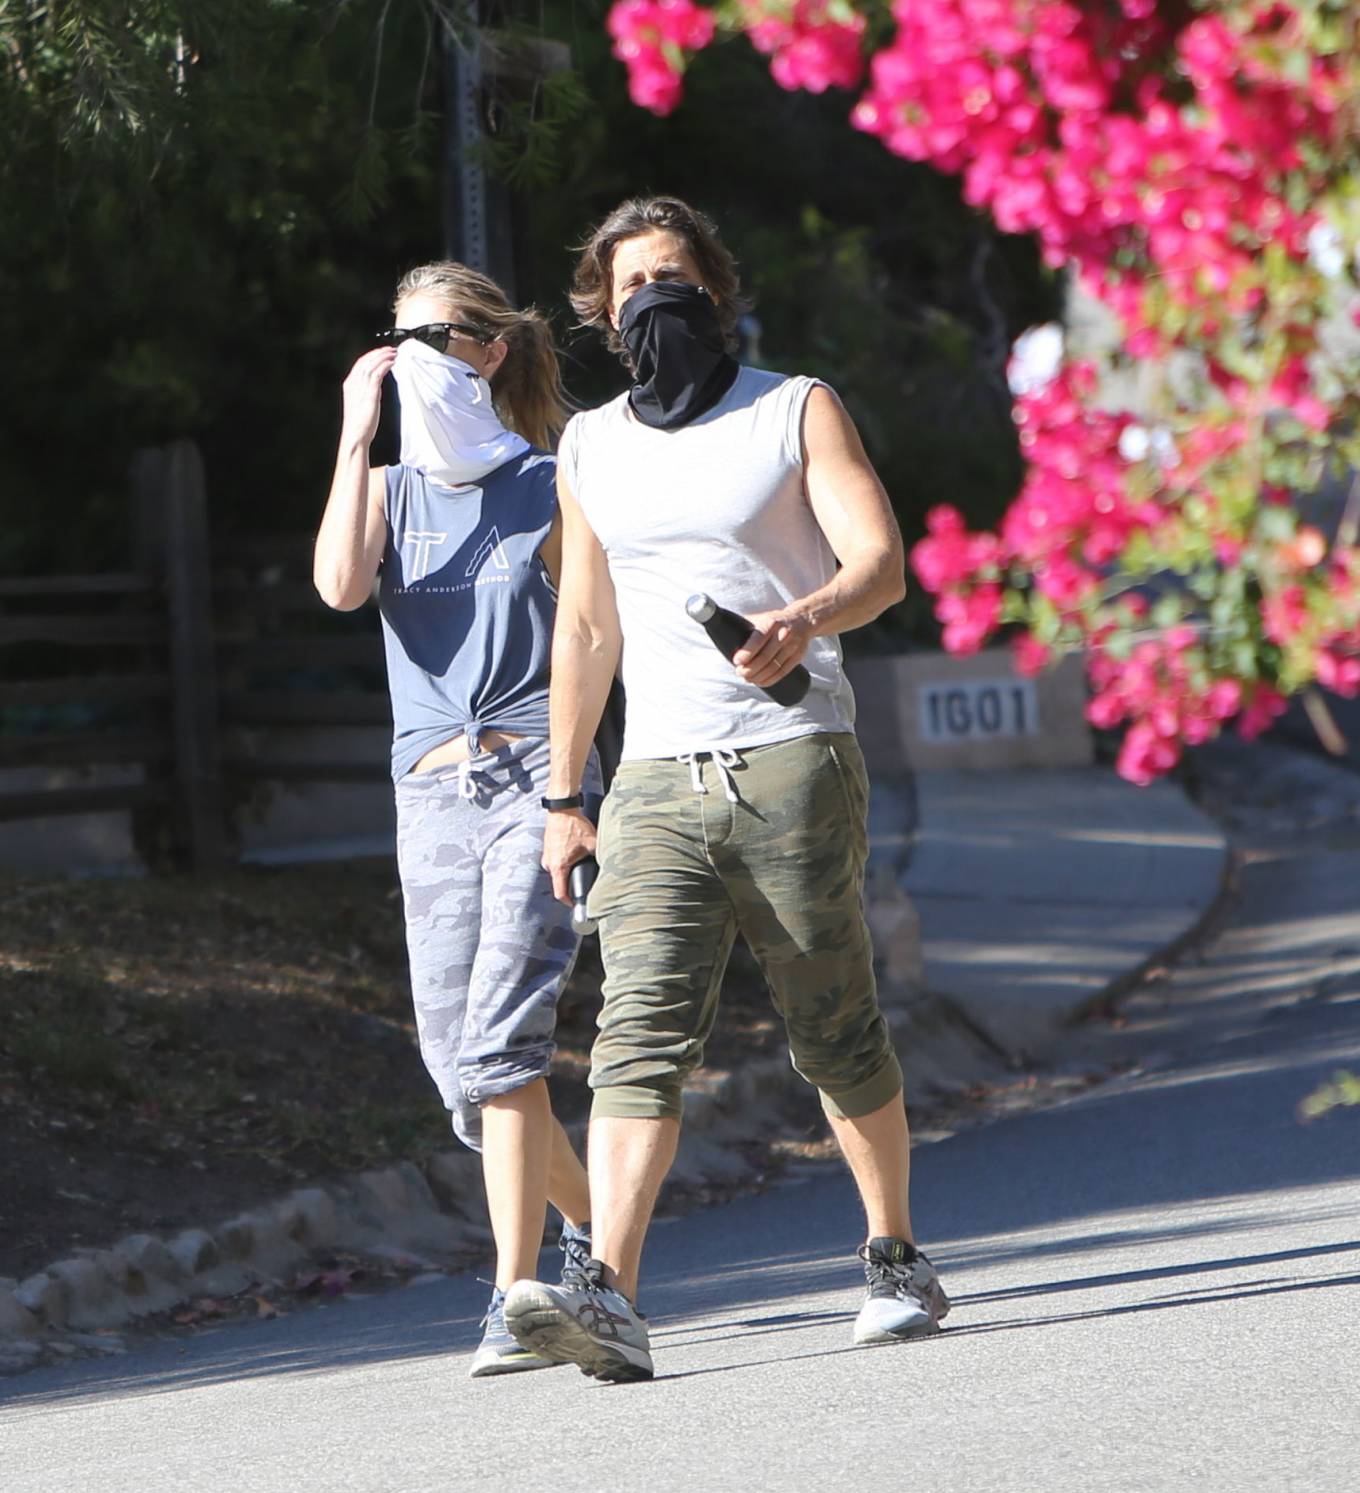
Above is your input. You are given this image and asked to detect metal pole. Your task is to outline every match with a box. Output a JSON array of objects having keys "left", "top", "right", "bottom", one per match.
[{"left": 441, "top": 1, "right": 488, "bottom": 273}]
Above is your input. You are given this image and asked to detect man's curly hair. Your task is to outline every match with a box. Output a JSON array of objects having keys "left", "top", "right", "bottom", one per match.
[{"left": 570, "top": 196, "right": 749, "bottom": 367}]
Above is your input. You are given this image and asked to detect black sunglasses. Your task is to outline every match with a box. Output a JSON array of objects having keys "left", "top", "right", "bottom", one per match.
[{"left": 375, "top": 321, "right": 492, "bottom": 353}]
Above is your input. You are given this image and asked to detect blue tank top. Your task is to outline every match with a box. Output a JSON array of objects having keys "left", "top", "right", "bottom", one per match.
[{"left": 379, "top": 452, "right": 557, "bottom": 781}]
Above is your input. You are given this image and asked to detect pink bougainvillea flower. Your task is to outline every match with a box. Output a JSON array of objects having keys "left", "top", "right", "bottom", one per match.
[
  {"left": 1011, "top": 633, "right": 1052, "bottom": 676},
  {"left": 1314, "top": 648, "right": 1360, "bottom": 698},
  {"left": 740, "top": 0, "right": 866, "bottom": 93},
  {"left": 938, "top": 584, "right": 1003, "bottom": 655},
  {"left": 606, "top": 0, "right": 715, "bottom": 113},
  {"left": 608, "top": 0, "right": 1360, "bottom": 781}
]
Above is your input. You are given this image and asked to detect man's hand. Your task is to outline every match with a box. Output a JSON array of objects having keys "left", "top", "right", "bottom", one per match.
[
  {"left": 732, "top": 608, "right": 813, "bottom": 688},
  {"left": 542, "top": 809, "right": 597, "bottom": 905}
]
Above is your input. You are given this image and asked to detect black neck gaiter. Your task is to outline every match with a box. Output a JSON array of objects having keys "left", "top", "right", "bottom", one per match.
[{"left": 618, "top": 281, "right": 740, "bottom": 430}]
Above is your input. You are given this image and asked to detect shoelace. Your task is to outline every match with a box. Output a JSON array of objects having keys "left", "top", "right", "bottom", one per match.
[
  {"left": 559, "top": 1228, "right": 593, "bottom": 1290},
  {"left": 555, "top": 1258, "right": 614, "bottom": 1333},
  {"left": 858, "top": 1244, "right": 921, "bottom": 1299},
  {"left": 479, "top": 1286, "right": 506, "bottom": 1331},
  {"left": 675, "top": 747, "right": 743, "bottom": 803}
]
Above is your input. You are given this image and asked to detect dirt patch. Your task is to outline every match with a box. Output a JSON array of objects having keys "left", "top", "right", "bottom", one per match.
[{"left": 0, "top": 859, "right": 799, "bottom": 1282}]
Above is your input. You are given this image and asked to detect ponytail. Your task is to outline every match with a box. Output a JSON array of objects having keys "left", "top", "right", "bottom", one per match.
[{"left": 494, "top": 307, "right": 568, "bottom": 451}]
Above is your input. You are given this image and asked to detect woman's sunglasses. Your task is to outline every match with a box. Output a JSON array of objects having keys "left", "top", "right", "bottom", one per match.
[{"left": 375, "top": 322, "right": 492, "bottom": 353}]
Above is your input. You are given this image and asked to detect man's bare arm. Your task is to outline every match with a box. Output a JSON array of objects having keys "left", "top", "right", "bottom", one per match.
[
  {"left": 542, "top": 470, "right": 623, "bottom": 902},
  {"left": 734, "top": 385, "right": 906, "bottom": 688}
]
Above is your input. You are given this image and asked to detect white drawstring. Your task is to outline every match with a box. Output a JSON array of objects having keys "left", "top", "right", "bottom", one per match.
[
  {"left": 711, "top": 749, "right": 742, "bottom": 803},
  {"left": 679, "top": 753, "right": 706, "bottom": 796},
  {"left": 455, "top": 722, "right": 489, "bottom": 799},
  {"left": 676, "top": 748, "right": 743, "bottom": 803}
]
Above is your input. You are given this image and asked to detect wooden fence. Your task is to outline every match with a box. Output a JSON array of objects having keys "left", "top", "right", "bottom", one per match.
[{"left": 0, "top": 440, "right": 390, "bottom": 870}]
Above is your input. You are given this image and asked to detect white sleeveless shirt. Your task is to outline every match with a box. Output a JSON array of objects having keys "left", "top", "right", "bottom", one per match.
[{"left": 558, "top": 366, "right": 856, "bottom": 762}]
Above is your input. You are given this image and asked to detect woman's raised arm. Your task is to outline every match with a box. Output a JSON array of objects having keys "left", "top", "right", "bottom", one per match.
[{"left": 314, "top": 347, "right": 395, "bottom": 611}]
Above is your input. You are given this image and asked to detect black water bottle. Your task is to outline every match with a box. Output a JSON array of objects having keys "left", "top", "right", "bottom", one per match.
[
  {"left": 569, "top": 857, "right": 599, "bottom": 936},
  {"left": 685, "top": 593, "right": 811, "bottom": 707}
]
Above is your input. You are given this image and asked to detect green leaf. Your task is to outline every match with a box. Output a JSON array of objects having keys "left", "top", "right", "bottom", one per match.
[
  {"left": 1151, "top": 594, "right": 1184, "bottom": 628},
  {"left": 1027, "top": 592, "right": 1062, "bottom": 644},
  {"left": 1102, "top": 629, "right": 1135, "bottom": 661},
  {"left": 1255, "top": 506, "right": 1298, "bottom": 544}
]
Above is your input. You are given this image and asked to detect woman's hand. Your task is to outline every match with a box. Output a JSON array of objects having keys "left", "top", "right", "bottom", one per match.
[{"left": 341, "top": 347, "right": 397, "bottom": 450}]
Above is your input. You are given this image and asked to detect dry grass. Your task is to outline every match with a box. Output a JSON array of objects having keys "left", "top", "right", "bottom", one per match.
[{"left": 0, "top": 860, "right": 791, "bottom": 1279}]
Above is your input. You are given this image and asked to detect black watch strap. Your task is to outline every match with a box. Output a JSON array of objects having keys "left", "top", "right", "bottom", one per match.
[{"left": 541, "top": 793, "right": 585, "bottom": 812}]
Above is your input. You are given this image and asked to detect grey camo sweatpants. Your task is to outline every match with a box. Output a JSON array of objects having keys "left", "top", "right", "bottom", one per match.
[{"left": 394, "top": 736, "right": 598, "bottom": 1150}]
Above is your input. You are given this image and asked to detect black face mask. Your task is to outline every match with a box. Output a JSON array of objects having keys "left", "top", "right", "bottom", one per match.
[{"left": 617, "top": 281, "right": 739, "bottom": 430}]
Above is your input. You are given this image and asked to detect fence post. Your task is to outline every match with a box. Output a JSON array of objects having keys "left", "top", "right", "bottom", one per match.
[
  {"left": 162, "top": 439, "right": 226, "bottom": 869},
  {"left": 130, "top": 447, "right": 169, "bottom": 579}
]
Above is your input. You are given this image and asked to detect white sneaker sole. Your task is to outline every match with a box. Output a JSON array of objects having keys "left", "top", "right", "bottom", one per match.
[
  {"left": 467, "top": 1343, "right": 560, "bottom": 1378},
  {"left": 853, "top": 1307, "right": 941, "bottom": 1346},
  {"left": 503, "top": 1281, "right": 654, "bottom": 1383}
]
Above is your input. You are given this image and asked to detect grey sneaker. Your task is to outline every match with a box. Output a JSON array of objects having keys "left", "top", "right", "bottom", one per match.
[
  {"left": 852, "top": 1236, "right": 950, "bottom": 1345},
  {"left": 503, "top": 1259, "right": 653, "bottom": 1382},
  {"left": 468, "top": 1288, "right": 558, "bottom": 1378}
]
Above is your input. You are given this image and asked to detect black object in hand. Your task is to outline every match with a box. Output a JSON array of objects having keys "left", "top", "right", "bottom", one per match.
[
  {"left": 569, "top": 857, "right": 599, "bottom": 936},
  {"left": 684, "top": 593, "right": 811, "bottom": 707}
]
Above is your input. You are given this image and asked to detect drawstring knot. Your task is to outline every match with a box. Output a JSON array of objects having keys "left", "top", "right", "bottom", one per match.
[
  {"left": 676, "top": 748, "right": 743, "bottom": 803},
  {"left": 456, "top": 721, "right": 488, "bottom": 800}
]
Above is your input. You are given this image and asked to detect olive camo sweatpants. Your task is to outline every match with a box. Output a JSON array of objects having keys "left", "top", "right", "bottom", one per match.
[{"left": 586, "top": 731, "right": 903, "bottom": 1124}]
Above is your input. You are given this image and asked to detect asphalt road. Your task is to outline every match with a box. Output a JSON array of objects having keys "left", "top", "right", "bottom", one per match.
[
  {"left": 1276, "top": 690, "right": 1360, "bottom": 774},
  {"left": 4, "top": 748, "right": 1359, "bottom": 1493}
]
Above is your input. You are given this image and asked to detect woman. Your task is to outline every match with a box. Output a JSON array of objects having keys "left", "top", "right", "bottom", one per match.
[{"left": 313, "top": 262, "right": 597, "bottom": 1378}]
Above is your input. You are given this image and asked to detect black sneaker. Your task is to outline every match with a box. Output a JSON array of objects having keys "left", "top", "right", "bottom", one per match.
[
  {"left": 504, "top": 1259, "right": 653, "bottom": 1382},
  {"left": 852, "top": 1236, "right": 950, "bottom": 1345}
]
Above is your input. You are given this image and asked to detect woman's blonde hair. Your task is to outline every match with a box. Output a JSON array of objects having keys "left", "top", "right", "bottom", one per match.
[{"left": 393, "top": 262, "right": 567, "bottom": 450}]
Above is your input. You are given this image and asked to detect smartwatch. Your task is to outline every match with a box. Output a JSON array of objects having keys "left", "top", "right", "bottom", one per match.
[{"left": 541, "top": 793, "right": 586, "bottom": 811}]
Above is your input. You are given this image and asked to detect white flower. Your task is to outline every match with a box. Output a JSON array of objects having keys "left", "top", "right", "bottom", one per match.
[
  {"left": 1307, "top": 222, "right": 1347, "bottom": 280},
  {"left": 1118, "top": 423, "right": 1179, "bottom": 468},
  {"left": 1008, "top": 323, "right": 1065, "bottom": 396}
]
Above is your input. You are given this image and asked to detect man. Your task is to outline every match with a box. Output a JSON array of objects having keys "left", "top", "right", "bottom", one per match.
[{"left": 504, "top": 196, "right": 949, "bottom": 1382}]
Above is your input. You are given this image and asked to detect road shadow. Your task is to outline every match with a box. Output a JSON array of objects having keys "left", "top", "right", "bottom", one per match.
[
  {"left": 649, "top": 1263, "right": 1360, "bottom": 1383},
  {"left": 4, "top": 979, "right": 1358, "bottom": 1411}
]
